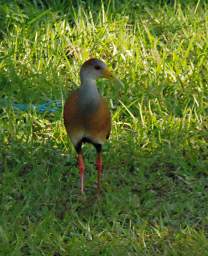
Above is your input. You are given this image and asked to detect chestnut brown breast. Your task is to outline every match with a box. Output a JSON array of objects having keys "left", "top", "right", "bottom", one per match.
[{"left": 64, "top": 89, "right": 111, "bottom": 146}]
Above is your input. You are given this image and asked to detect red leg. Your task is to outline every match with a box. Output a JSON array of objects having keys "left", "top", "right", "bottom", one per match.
[
  {"left": 96, "top": 153, "right": 102, "bottom": 192},
  {"left": 77, "top": 154, "right": 85, "bottom": 193}
]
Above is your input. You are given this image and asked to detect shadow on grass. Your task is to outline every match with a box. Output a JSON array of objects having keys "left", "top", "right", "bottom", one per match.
[
  {"left": 1, "top": 107, "right": 208, "bottom": 256},
  {"left": 0, "top": 0, "right": 203, "bottom": 39}
]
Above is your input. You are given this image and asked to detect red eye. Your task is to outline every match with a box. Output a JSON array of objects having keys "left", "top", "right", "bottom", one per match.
[{"left": 94, "top": 65, "right": 101, "bottom": 70}]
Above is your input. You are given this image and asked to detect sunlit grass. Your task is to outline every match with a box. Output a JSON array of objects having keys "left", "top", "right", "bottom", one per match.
[{"left": 0, "top": 0, "right": 208, "bottom": 255}]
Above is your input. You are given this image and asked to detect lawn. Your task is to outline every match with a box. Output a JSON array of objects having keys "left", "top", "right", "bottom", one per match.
[{"left": 0, "top": 0, "right": 208, "bottom": 255}]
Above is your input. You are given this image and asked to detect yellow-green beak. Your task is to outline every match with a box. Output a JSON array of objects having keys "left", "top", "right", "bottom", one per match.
[
  {"left": 103, "top": 68, "right": 114, "bottom": 79},
  {"left": 102, "top": 67, "right": 124, "bottom": 87}
]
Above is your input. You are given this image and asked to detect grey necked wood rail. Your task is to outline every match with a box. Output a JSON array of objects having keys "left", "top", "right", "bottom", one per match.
[{"left": 63, "top": 58, "right": 114, "bottom": 193}]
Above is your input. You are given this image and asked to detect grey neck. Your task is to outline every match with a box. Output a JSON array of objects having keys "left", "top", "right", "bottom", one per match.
[{"left": 79, "top": 78, "right": 100, "bottom": 113}]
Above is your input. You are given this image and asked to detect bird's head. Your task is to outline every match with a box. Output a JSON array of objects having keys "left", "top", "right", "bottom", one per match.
[{"left": 80, "top": 58, "right": 114, "bottom": 82}]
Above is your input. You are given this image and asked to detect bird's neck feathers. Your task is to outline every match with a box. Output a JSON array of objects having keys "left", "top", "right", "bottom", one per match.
[
  {"left": 80, "top": 77, "right": 100, "bottom": 98},
  {"left": 79, "top": 78, "right": 101, "bottom": 112}
]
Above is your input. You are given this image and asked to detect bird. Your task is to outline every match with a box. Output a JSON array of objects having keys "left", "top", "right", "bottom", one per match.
[{"left": 63, "top": 58, "right": 114, "bottom": 193}]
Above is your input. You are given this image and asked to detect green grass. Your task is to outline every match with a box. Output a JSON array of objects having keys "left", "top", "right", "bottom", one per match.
[{"left": 0, "top": 0, "right": 208, "bottom": 255}]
